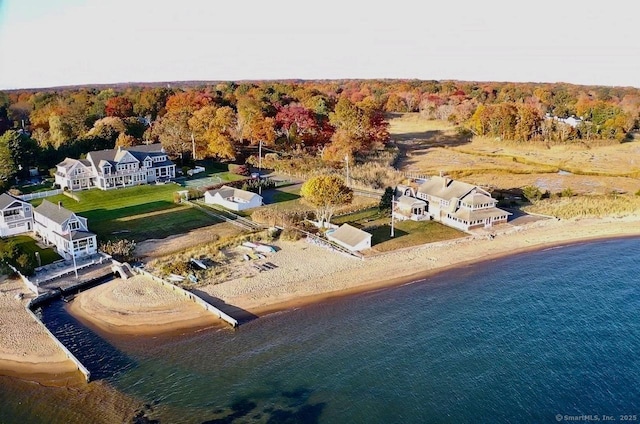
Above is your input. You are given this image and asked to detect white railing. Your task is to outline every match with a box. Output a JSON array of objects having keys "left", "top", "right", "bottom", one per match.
[{"left": 18, "top": 189, "right": 63, "bottom": 201}]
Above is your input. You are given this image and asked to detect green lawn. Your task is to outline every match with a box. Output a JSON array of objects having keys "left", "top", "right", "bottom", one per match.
[
  {"left": 197, "top": 159, "right": 248, "bottom": 182},
  {"left": 11, "top": 235, "right": 61, "bottom": 265},
  {"left": 30, "top": 185, "right": 221, "bottom": 242},
  {"left": 331, "top": 207, "right": 466, "bottom": 251},
  {"left": 12, "top": 179, "right": 56, "bottom": 194},
  {"left": 369, "top": 220, "right": 465, "bottom": 252}
]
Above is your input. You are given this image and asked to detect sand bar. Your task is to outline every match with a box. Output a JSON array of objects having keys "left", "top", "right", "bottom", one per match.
[{"left": 67, "top": 274, "right": 223, "bottom": 336}]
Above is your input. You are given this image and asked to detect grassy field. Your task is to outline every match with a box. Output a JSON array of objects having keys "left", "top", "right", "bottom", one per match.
[
  {"left": 11, "top": 235, "right": 61, "bottom": 265},
  {"left": 524, "top": 194, "right": 640, "bottom": 219},
  {"left": 389, "top": 113, "right": 640, "bottom": 195},
  {"left": 333, "top": 207, "right": 465, "bottom": 252},
  {"left": 30, "top": 184, "right": 221, "bottom": 242}
]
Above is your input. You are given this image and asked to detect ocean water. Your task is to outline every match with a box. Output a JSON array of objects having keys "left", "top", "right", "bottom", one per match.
[{"left": 1, "top": 237, "right": 639, "bottom": 423}]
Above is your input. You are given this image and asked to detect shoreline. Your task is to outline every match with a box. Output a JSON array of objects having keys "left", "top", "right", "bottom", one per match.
[
  {"left": 243, "top": 232, "right": 640, "bottom": 321},
  {"left": 201, "top": 214, "right": 640, "bottom": 321},
  {"left": 2, "top": 214, "right": 639, "bottom": 383}
]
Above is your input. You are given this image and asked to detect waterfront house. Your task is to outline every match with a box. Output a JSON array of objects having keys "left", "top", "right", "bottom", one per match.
[
  {"left": 55, "top": 143, "right": 176, "bottom": 190},
  {"left": 0, "top": 193, "right": 33, "bottom": 236},
  {"left": 394, "top": 176, "right": 510, "bottom": 231},
  {"left": 326, "top": 223, "right": 372, "bottom": 252},
  {"left": 204, "top": 186, "right": 263, "bottom": 211},
  {"left": 33, "top": 200, "right": 97, "bottom": 259}
]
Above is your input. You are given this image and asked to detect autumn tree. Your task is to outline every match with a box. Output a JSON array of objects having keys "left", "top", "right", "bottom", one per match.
[
  {"left": 188, "top": 105, "right": 239, "bottom": 160},
  {"left": 300, "top": 175, "right": 353, "bottom": 227},
  {"left": 325, "top": 97, "right": 388, "bottom": 161},
  {"left": 236, "top": 95, "right": 273, "bottom": 146},
  {"left": 155, "top": 90, "right": 213, "bottom": 158},
  {"left": 275, "top": 103, "right": 319, "bottom": 147},
  {"left": 115, "top": 132, "right": 137, "bottom": 148},
  {"left": 105, "top": 96, "right": 134, "bottom": 118}
]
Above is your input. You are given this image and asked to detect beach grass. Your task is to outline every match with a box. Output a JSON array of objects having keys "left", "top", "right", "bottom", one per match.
[
  {"left": 524, "top": 194, "right": 640, "bottom": 219},
  {"left": 388, "top": 113, "right": 640, "bottom": 194},
  {"left": 29, "top": 185, "right": 220, "bottom": 242}
]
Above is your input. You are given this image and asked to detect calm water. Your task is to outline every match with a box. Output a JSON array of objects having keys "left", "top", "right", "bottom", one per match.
[{"left": 1, "top": 237, "right": 639, "bottom": 423}]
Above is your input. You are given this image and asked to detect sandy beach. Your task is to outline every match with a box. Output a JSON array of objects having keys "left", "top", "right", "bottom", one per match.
[
  {"left": 201, "top": 213, "right": 640, "bottom": 318},
  {"left": 67, "top": 274, "right": 223, "bottom": 336},
  {"left": 0, "top": 278, "right": 81, "bottom": 385},
  {"left": 2, "top": 213, "right": 639, "bottom": 383}
]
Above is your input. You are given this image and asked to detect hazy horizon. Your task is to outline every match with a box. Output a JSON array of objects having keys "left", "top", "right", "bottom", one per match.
[{"left": 1, "top": 0, "right": 639, "bottom": 90}]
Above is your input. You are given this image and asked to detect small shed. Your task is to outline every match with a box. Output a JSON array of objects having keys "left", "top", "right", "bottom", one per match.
[
  {"left": 326, "top": 223, "right": 372, "bottom": 252},
  {"left": 204, "top": 185, "right": 263, "bottom": 211}
]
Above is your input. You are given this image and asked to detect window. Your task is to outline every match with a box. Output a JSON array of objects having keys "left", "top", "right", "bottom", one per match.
[{"left": 69, "top": 220, "right": 80, "bottom": 230}]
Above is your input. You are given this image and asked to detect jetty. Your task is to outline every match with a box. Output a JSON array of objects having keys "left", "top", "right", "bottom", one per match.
[
  {"left": 136, "top": 267, "right": 238, "bottom": 328},
  {"left": 10, "top": 253, "right": 238, "bottom": 383}
]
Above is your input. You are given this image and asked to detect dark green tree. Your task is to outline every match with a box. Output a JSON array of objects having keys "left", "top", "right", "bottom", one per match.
[
  {"left": 379, "top": 186, "right": 395, "bottom": 213},
  {"left": 0, "top": 130, "right": 18, "bottom": 189}
]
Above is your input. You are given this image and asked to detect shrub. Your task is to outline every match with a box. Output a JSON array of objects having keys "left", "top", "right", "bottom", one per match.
[
  {"left": 241, "top": 178, "right": 276, "bottom": 193},
  {"left": 251, "top": 208, "right": 312, "bottom": 228},
  {"left": 100, "top": 239, "right": 136, "bottom": 262},
  {"left": 0, "top": 239, "right": 36, "bottom": 276},
  {"left": 280, "top": 228, "right": 302, "bottom": 241},
  {"left": 561, "top": 188, "right": 574, "bottom": 198},
  {"left": 228, "top": 163, "right": 250, "bottom": 176},
  {"left": 522, "top": 185, "right": 544, "bottom": 204}
]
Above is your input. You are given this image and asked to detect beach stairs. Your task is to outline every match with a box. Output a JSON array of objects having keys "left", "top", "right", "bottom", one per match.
[{"left": 111, "top": 261, "right": 135, "bottom": 279}]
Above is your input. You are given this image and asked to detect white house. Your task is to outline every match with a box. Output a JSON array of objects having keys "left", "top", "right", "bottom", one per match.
[
  {"left": 326, "top": 223, "right": 372, "bottom": 252},
  {"left": 204, "top": 186, "right": 263, "bottom": 211},
  {"left": 55, "top": 144, "right": 176, "bottom": 190},
  {"left": 33, "top": 200, "right": 97, "bottom": 259},
  {"left": 394, "top": 176, "right": 510, "bottom": 231},
  {"left": 0, "top": 193, "right": 33, "bottom": 236}
]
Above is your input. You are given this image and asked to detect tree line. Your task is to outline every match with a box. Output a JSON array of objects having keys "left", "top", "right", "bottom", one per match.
[{"left": 0, "top": 79, "right": 638, "bottom": 189}]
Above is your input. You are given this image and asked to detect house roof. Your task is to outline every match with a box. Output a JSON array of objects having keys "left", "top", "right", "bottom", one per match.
[
  {"left": 70, "top": 230, "right": 95, "bottom": 240},
  {"left": 87, "top": 145, "right": 171, "bottom": 169},
  {"left": 34, "top": 199, "right": 76, "bottom": 225},
  {"left": 396, "top": 195, "right": 426, "bottom": 208},
  {"left": 327, "top": 223, "right": 371, "bottom": 248},
  {"left": 0, "top": 193, "right": 25, "bottom": 209},
  {"left": 450, "top": 207, "right": 511, "bottom": 223},
  {"left": 57, "top": 158, "right": 79, "bottom": 170},
  {"left": 464, "top": 193, "right": 496, "bottom": 206},
  {"left": 127, "top": 143, "right": 164, "bottom": 153},
  {"left": 206, "top": 185, "right": 261, "bottom": 202},
  {"left": 418, "top": 176, "right": 477, "bottom": 200}
]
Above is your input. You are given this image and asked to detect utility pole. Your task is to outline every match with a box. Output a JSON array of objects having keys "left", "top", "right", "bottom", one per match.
[
  {"left": 191, "top": 132, "right": 196, "bottom": 161},
  {"left": 345, "top": 154, "right": 350, "bottom": 187},
  {"left": 390, "top": 199, "right": 396, "bottom": 238},
  {"left": 68, "top": 229, "right": 78, "bottom": 279},
  {"left": 258, "top": 140, "right": 263, "bottom": 195}
]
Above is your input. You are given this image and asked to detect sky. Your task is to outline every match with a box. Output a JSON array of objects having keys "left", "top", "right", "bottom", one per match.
[{"left": 1, "top": 0, "right": 639, "bottom": 90}]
